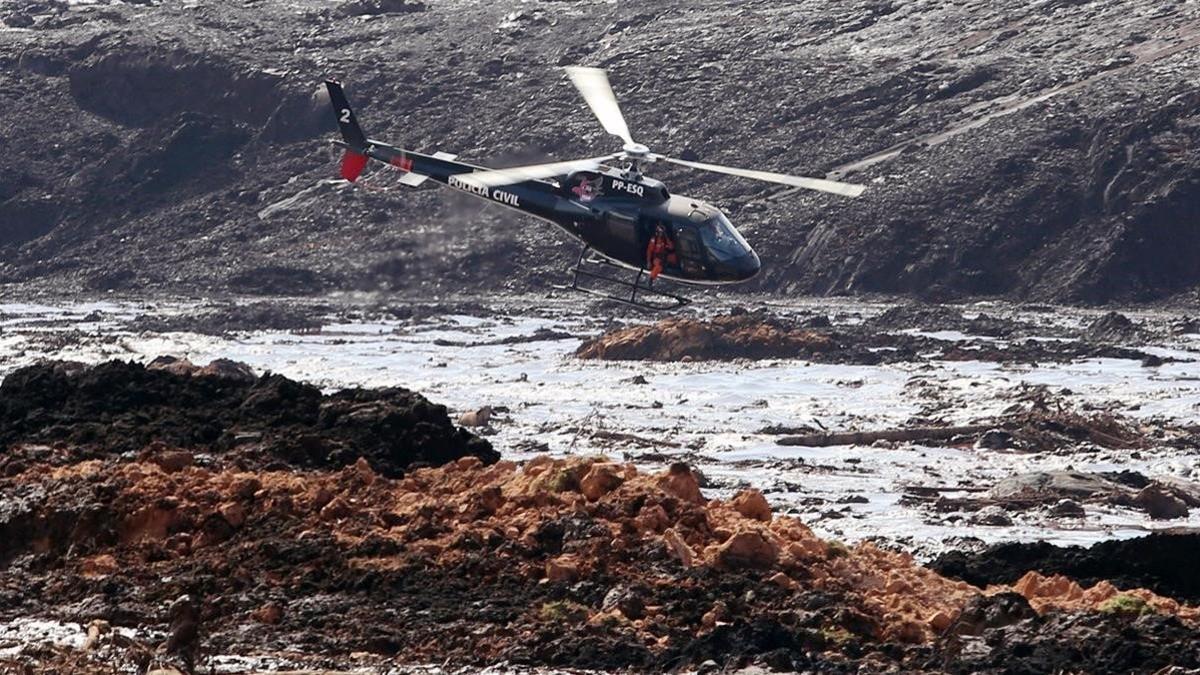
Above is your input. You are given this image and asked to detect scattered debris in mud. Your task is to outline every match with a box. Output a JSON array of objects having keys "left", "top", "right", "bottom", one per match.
[
  {"left": 128, "top": 302, "right": 326, "bottom": 336},
  {"left": 575, "top": 310, "right": 1187, "bottom": 365},
  {"left": 781, "top": 384, "right": 1199, "bottom": 455},
  {"left": 0, "top": 359, "right": 496, "bottom": 477}
]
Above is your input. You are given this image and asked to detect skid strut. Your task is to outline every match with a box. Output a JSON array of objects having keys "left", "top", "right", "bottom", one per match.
[{"left": 558, "top": 246, "right": 691, "bottom": 311}]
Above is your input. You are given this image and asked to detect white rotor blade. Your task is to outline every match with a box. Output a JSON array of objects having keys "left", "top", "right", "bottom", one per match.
[
  {"left": 659, "top": 155, "right": 866, "bottom": 197},
  {"left": 454, "top": 155, "right": 619, "bottom": 188},
  {"left": 564, "top": 66, "right": 634, "bottom": 146}
]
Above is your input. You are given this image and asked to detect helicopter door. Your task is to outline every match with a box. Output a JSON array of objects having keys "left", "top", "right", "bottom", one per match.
[{"left": 605, "top": 210, "right": 639, "bottom": 247}]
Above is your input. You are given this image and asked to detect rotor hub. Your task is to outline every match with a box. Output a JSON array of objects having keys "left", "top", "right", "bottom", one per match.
[{"left": 622, "top": 142, "right": 651, "bottom": 159}]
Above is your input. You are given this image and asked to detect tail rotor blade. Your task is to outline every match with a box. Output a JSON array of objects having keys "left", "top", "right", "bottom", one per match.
[
  {"left": 658, "top": 155, "right": 866, "bottom": 197},
  {"left": 564, "top": 67, "right": 635, "bottom": 146}
]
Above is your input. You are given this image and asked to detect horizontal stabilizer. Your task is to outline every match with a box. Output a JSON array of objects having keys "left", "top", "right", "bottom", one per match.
[
  {"left": 432, "top": 151, "right": 459, "bottom": 161},
  {"left": 398, "top": 172, "right": 430, "bottom": 187}
]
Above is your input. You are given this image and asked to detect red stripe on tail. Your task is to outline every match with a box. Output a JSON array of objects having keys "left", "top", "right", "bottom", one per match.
[{"left": 341, "top": 151, "right": 368, "bottom": 182}]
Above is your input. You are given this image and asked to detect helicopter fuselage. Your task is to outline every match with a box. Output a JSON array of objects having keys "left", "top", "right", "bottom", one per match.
[{"left": 349, "top": 140, "right": 761, "bottom": 286}]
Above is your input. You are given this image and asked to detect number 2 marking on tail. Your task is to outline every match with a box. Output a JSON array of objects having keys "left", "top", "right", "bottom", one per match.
[{"left": 339, "top": 109, "right": 351, "bottom": 124}]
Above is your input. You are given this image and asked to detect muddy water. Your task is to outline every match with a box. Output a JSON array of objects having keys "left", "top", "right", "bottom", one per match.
[{"left": 2, "top": 298, "right": 1199, "bottom": 558}]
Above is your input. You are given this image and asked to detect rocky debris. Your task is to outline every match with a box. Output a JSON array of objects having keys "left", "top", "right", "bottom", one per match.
[
  {"left": 922, "top": 469, "right": 1200, "bottom": 521},
  {"left": 332, "top": 0, "right": 425, "bottom": 18},
  {"left": 933, "top": 603, "right": 1200, "bottom": 674},
  {"left": 1, "top": 453, "right": 1198, "bottom": 672},
  {"left": 1013, "top": 571, "right": 1199, "bottom": 621},
  {"left": 929, "top": 533, "right": 1200, "bottom": 603},
  {"left": 457, "top": 405, "right": 494, "bottom": 427},
  {"left": 1085, "top": 311, "right": 1148, "bottom": 343},
  {"left": 129, "top": 303, "right": 324, "bottom": 336},
  {"left": 867, "top": 303, "right": 1039, "bottom": 338},
  {"left": 790, "top": 388, "right": 1197, "bottom": 457},
  {"left": 1172, "top": 317, "right": 1200, "bottom": 334},
  {"left": 987, "top": 471, "right": 1127, "bottom": 502},
  {"left": 942, "top": 591, "right": 1037, "bottom": 638},
  {"left": 0, "top": 359, "right": 495, "bottom": 477},
  {"left": 579, "top": 461, "right": 625, "bottom": 501},
  {"left": 575, "top": 311, "right": 1182, "bottom": 365},
  {"left": 729, "top": 489, "right": 773, "bottom": 522},
  {"left": 1134, "top": 484, "right": 1190, "bottom": 520}
]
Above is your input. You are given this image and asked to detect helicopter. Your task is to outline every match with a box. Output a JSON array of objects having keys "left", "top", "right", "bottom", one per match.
[{"left": 324, "top": 67, "right": 865, "bottom": 310}]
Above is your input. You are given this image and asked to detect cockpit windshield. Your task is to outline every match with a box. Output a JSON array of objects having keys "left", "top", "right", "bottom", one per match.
[{"left": 698, "top": 213, "right": 751, "bottom": 261}]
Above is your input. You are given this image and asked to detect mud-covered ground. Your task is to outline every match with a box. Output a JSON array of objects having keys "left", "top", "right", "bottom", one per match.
[
  {"left": 3, "top": 296, "right": 1200, "bottom": 553},
  {"left": 2, "top": 0, "right": 1200, "bottom": 305},
  {"left": 3, "top": 296, "right": 1200, "bottom": 673},
  {"left": 2, "top": 359, "right": 1200, "bottom": 674}
]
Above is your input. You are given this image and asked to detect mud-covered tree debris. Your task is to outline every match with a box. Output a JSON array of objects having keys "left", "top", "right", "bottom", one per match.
[{"left": 0, "top": 359, "right": 496, "bottom": 477}]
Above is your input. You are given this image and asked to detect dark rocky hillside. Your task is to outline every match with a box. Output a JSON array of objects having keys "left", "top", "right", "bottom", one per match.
[{"left": 1, "top": 0, "right": 1198, "bottom": 303}]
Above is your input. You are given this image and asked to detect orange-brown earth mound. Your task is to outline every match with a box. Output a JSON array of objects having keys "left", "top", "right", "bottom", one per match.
[{"left": 4, "top": 451, "right": 1199, "bottom": 673}]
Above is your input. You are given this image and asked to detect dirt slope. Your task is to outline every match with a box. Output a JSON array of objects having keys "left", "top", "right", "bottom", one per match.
[
  {"left": 4, "top": 453, "right": 1200, "bottom": 673},
  {"left": 1, "top": 0, "right": 1199, "bottom": 303}
]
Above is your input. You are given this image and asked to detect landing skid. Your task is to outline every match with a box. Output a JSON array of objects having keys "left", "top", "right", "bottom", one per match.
[{"left": 556, "top": 246, "right": 691, "bottom": 311}]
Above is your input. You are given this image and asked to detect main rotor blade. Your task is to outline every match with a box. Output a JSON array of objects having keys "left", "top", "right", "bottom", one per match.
[
  {"left": 659, "top": 155, "right": 866, "bottom": 197},
  {"left": 564, "top": 66, "right": 635, "bottom": 146},
  {"left": 454, "top": 155, "right": 620, "bottom": 188}
]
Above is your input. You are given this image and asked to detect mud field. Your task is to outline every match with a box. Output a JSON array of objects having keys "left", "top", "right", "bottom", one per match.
[{"left": 1, "top": 296, "right": 1199, "bottom": 673}]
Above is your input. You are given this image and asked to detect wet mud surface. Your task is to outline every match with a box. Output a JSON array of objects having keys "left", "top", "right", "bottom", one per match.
[{"left": 2, "top": 298, "right": 1200, "bottom": 672}]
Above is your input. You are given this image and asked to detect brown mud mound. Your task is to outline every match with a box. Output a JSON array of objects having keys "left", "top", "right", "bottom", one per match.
[
  {"left": 2, "top": 456, "right": 1198, "bottom": 673},
  {"left": 576, "top": 311, "right": 1179, "bottom": 364},
  {"left": 930, "top": 533, "right": 1200, "bottom": 604},
  {"left": 575, "top": 312, "right": 837, "bottom": 362},
  {"left": 0, "top": 359, "right": 495, "bottom": 477}
]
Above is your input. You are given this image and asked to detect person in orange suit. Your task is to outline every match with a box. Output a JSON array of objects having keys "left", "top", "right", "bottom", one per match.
[{"left": 646, "top": 224, "right": 676, "bottom": 281}]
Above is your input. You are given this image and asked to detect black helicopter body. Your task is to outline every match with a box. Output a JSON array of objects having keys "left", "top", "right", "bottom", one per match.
[{"left": 324, "top": 70, "right": 862, "bottom": 309}]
